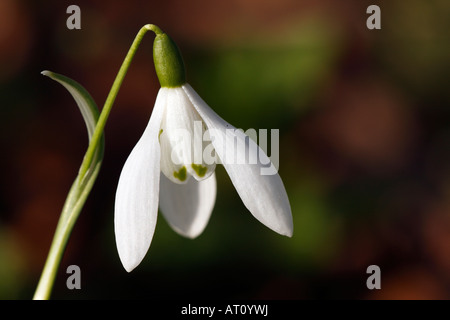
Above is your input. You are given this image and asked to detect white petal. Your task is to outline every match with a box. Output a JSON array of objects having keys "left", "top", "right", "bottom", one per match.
[
  {"left": 182, "top": 84, "right": 293, "bottom": 237},
  {"left": 114, "top": 88, "right": 167, "bottom": 272},
  {"left": 159, "top": 172, "right": 216, "bottom": 238}
]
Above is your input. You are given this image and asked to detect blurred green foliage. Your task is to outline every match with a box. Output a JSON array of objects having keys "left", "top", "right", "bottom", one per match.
[{"left": 189, "top": 19, "right": 342, "bottom": 130}]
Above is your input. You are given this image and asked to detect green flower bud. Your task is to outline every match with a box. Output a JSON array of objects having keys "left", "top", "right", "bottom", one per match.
[{"left": 153, "top": 32, "right": 186, "bottom": 88}]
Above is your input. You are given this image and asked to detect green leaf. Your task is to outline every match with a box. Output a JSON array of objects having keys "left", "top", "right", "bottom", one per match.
[
  {"left": 34, "top": 71, "right": 104, "bottom": 300},
  {"left": 41, "top": 71, "right": 99, "bottom": 140},
  {"left": 42, "top": 70, "right": 104, "bottom": 185}
]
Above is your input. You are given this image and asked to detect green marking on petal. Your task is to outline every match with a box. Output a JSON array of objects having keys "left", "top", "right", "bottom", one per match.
[
  {"left": 173, "top": 166, "right": 187, "bottom": 182},
  {"left": 191, "top": 164, "right": 207, "bottom": 178},
  {"left": 158, "top": 129, "right": 163, "bottom": 142}
]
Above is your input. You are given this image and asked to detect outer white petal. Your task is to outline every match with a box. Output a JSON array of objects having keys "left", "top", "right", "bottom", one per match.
[
  {"left": 159, "top": 172, "right": 216, "bottom": 238},
  {"left": 114, "top": 88, "right": 167, "bottom": 272},
  {"left": 182, "top": 84, "right": 293, "bottom": 237}
]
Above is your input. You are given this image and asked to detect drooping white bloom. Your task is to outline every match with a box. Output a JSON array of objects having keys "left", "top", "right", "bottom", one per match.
[{"left": 114, "top": 27, "right": 293, "bottom": 272}]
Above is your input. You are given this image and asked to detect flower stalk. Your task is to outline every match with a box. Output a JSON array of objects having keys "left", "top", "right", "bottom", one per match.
[{"left": 33, "top": 24, "right": 157, "bottom": 300}]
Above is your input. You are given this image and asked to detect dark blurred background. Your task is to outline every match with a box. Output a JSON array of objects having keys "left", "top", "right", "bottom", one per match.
[{"left": 0, "top": 0, "right": 449, "bottom": 299}]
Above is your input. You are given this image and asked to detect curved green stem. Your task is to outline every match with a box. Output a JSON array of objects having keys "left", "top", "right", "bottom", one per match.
[
  {"left": 78, "top": 24, "right": 161, "bottom": 179},
  {"left": 33, "top": 24, "right": 161, "bottom": 300}
]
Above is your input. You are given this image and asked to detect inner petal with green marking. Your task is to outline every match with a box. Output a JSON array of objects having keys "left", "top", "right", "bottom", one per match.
[{"left": 158, "top": 87, "right": 216, "bottom": 184}]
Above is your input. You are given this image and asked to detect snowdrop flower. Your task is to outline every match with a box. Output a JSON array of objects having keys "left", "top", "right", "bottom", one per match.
[{"left": 115, "top": 26, "right": 293, "bottom": 272}]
